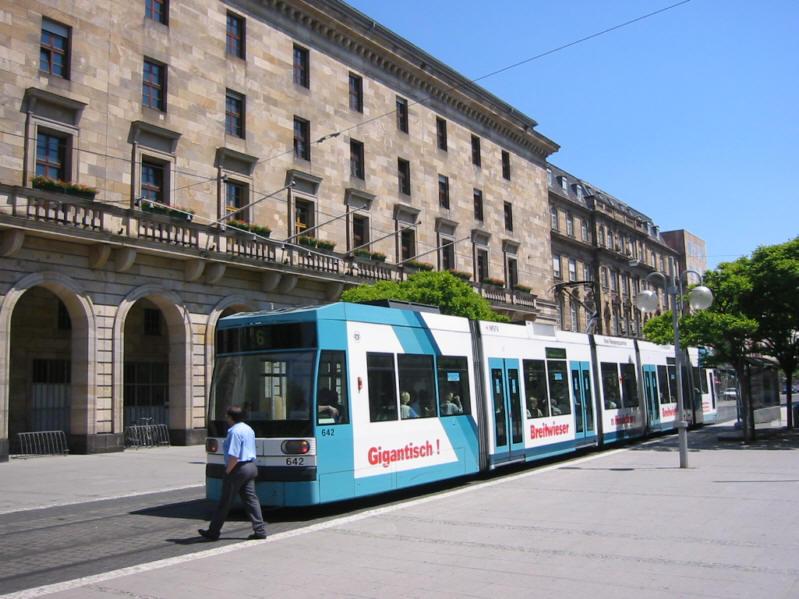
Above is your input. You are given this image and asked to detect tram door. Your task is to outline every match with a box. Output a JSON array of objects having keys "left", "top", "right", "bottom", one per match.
[
  {"left": 642, "top": 365, "right": 660, "bottom": 430},
  {"left": 488, "top": 358, "right": 525, "bottom": 463},
  {"left": 569, "top": 361, "right": 594, "bottom": 443}
]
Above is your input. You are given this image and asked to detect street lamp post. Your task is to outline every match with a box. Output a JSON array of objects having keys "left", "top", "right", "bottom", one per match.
[{"left": 634, "top": 269, "right": 713, "bottom": 469}]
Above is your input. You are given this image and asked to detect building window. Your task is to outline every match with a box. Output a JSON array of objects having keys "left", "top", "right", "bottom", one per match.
[
  {"left": 141, "top": 160, "right": 166, "bottom": 204},
  {"left": 566, "top": 213, "right": 574, "bottom": 237},
  {"left": 547, "top": 168, "right": 553, "bottom": 187},
  {"left": 145, "top": 0, "right": 168, "bottom": 24},
  {"left": 601, "top": 267, "right": 609, "bottom": 289},
  {"left": 348, "top": 73, "right": 363, "bottom": 112},
  {"left": 225, "top": 180, "right": 247, "bottom": 222},
  {"left": 477, "top": 248, "right": 489, "bottom": 282},
  {"left": 295, "top": 198, "right": 314, "bottom": 236},
  {"left": 568, "top": 258, "right": 577, "bottom": 282},
  {"left": 581, "top": 220, "right": 589, "bottom": 242},
  {"left": 504, "top": 202, "right": 513, "bottom": 232},
  {"left": 550, "top": 206, "right": 559, "bottom": 231},
  {"left": 574, "top": 185, "right": 584, "bottom": 201},
  {"left": 441, "top": 238, "right": 455, "bottom": 271},
  {"left": 501, "top": 150, "right": 511, "bottom": 180},
  {"left": 142, "top": 58, "right": 166, "bottom": 111},
  {"left": 570, "top": 301, "right": 579, "bottom": 332},
  {"left": 293, "top": 117, "right": 310, "bottom": 160},
  {"left": 473, "top": 189, "right": 483, "bottom": 221},
  {"left": 350, "top": 139, "right": 365, "bottom": 180},
  {"left": 397, "top": 158, "right": 411, "bottom": 195},
  {"left": 293, "top": 44, "right": 309, "bottom": 88},
  {"left": 353, "top": 214, "right": 369, "bottom": 249},
  {"left": 438, "top": 175, "right": 450, "bottom": 209},
  {"left": 559, "top": 176, "right": 568, "bottom": 192},
  {"left": 396, "top": 96, "right": 409, "bottom": 133},
  {"left": 40, "top": 18, "right": 70, "bottom": 78},
  {"left": 610, "top": 270, "right": 618, "bottom": 292},
  {"left": 400, "top": 228, "right": 415, "bottom": 261},
  {"left": 436, "top": 117, "right": 447, "bottom": 151},
  {"left": 471, "top": 135, "right": 481, "bottom": 167},
  {"left": 35, "top": 131, "right": 67, "bottom": 180},
  {"left": 552, "top": 255, "right": 562, "bottom": 279},
  {"left": 507, "top": 257, "right": 518, "bottom": 289},
  {"left": 225, "top": 90, "right": 245, "bottom": 138},
  {"left": 599, "top": 227, "right": 606, "bottom": 246},
  {"left": 226, "top": 12, "right": 245, "bottom": 59}
]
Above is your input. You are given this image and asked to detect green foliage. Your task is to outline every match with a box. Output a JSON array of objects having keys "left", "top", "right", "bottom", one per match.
[
  {"left": 641, "top": 312, "right": 676, "bottom": 345},
  {"left": 341, "top": 270, "right": 508, "bottom": 322},
  {"left": 747, "top": 238, "right": 799, "bottom": 381}
]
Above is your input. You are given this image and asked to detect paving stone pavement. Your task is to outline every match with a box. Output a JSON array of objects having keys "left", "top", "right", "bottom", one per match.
[{"left": 3, "top": 424, "right": 797, "bottom": 599}]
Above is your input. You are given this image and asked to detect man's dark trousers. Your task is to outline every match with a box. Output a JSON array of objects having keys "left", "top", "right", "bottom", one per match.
[{"left": 209, "top": 461, "right": 266, "bottom": 537}]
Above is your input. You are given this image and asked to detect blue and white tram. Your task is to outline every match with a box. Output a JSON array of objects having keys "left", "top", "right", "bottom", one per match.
[{"left": 205, "top": 302, "right": 709, "bottom": 507}]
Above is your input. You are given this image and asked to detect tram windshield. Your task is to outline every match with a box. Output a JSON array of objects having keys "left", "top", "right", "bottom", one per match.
[{"left": 208, "top": 351, "right": 314, "bottom": 438}]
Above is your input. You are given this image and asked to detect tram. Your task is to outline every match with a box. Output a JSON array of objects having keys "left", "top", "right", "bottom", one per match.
[{"left": 205, "top": 302, "right": 717, "bottom": 507}]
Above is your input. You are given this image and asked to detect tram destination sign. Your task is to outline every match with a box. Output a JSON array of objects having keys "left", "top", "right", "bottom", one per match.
[{"left": 217, "top": 322, "right": 317, "bottom": 353}]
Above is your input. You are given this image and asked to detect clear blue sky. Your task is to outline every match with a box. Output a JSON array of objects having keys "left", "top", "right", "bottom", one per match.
[{"left": 345, "top": 0, "right": 798, "bottom": 270}]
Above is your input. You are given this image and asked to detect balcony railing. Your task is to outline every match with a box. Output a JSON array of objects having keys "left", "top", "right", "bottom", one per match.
[{"left": 1, "top": 185, "right": 541, "bottom": 315}]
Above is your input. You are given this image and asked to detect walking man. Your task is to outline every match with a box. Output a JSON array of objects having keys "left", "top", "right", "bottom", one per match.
[{"left": 199, "top": 405, "right": 267, "bottom": 541}]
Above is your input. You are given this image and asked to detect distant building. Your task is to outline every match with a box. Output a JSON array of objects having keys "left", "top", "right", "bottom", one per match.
[
  {"left": 547, "top": 164, "right": 681, "bottom": 337},
  {"left": 662, "top": 230, "right": 708, "bottom": 276}
]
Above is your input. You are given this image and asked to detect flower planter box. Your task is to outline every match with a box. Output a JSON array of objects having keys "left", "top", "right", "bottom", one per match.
[
  {"left": 141, "top": 203, "right": 195, "bottom": 222},
  {"left": 31, "top": 176, "right": 97, "bottom": 200},
  {"left": 227, "top": 220, "right": 271, "bottom": 238}
]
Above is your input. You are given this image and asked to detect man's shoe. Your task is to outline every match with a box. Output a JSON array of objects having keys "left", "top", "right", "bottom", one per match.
[
  {"left": 198, "top": 529, "right": 219, "bottom": 541},
  {"left": 248, "top": 532, "right": 267, "bottom": 540}
]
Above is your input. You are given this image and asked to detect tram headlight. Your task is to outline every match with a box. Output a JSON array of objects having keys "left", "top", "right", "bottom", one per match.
[
  {"left": 206, "top": 438, "right": 219, "bottom": 453},
  {"left": 281, "top": 440, "right": 310, "bottom": 455}
]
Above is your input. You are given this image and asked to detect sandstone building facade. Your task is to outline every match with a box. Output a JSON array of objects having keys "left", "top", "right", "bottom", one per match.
[{"left": 0, "top": 0, "right": 561, "bottom": 459}]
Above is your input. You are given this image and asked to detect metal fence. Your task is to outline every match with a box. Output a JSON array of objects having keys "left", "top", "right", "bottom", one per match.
[
  {"left": 13, "top": 430, "right": 70, "bottom": 457},
  {"left": 124, "top": 423, "right": 171, "bottom": 448}
]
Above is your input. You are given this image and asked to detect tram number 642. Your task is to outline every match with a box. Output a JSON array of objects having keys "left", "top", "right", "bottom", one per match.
[{"left": 285, "top": 457, "right": 305, "bottom": 466}]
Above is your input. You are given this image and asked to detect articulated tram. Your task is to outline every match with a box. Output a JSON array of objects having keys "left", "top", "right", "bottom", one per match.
[{"left": 205, "top": 302, "right": 717, "bottom": 507}]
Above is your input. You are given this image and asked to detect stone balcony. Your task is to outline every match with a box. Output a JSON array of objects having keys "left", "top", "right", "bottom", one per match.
[{"left": 0, "top": 185, "right": 542, "bottom": 319}]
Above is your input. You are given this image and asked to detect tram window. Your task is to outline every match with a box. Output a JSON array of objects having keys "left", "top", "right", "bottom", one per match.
[
  {"left": 667, "top": 365, "right": 677, "bottom": 400},
  {"left": 317, "top": 351, "right": 348, "bottom": 425},
  {"left": 398, "top": 354, "right": 436, "bottom": 419},
  {"left": 657, "top": 365, "right": 673, "bottom": 404},
  {"left": 697, "top": 367, "right": 709, "bottom": 394},
  {"left": 523, "top": 359, "right": 549, "bottom": 418},
  {"left": 367, "top": 353, "right": 397, "bottom": 422},
  {"left": 437, "top": 356, "right": 471, "bottom": 416},
  {"left": 547, "top": 360, "right": 571, "bottom": 415},
  {"left": 620, "top": 363, "right": 639, "bottom": 408},
  {"left": 600, "top": 362, "right": 621, "bottom": 409}
]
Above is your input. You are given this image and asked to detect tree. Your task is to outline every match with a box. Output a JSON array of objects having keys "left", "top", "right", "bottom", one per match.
[
  {"left": 642, "top": 258, "right": 760, "bottom": 442},
  {"left": 747, "top": 238, "right": 799, "bottom": 427},
  {"left": 340, "top": 271, "right": 508, "bottom": 322}
]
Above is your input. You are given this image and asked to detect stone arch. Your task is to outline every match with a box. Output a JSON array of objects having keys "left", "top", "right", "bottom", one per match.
[
  {"left": 0, "top": 271, "right": 96, "bottom": 455},
  {"left": 112, "top": 285, "right": 192, "bottom": 440},
  {"left": 204, "top": 296, "right": 263, "bottom": 405}
]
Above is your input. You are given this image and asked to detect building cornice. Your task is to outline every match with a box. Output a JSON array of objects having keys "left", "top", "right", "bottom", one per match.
[{"left": 244, "top": 0, "right": 559, "bottom": 162}]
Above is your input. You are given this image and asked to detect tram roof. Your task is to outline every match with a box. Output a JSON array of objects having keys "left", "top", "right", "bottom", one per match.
[{"left": 217, "top": 302, "right": 467, "bottom": 330}]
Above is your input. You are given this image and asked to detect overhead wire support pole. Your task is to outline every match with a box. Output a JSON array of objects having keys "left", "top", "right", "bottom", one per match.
[
  {"left": 553, "top": 280, "right": 599, "bottom": 334},
  {"left": 347, "top": 221, "right": 420, "bottom": 257},
  {"left": 397, "top": 235, "right": 472, "bottom": 266},
  {"left": 281, "top": 205, "right": 366, "bottom": 245}
]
